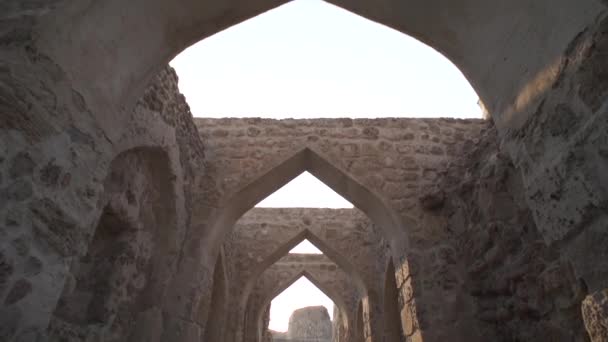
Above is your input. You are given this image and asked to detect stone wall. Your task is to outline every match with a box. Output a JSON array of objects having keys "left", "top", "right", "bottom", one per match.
[
  {"left": 288, "top": 306, "right": 332, "bottom": 341},
  {"left": 582, "top": 289, "right": 608, "bottom": 341},
  {"left": 500, "top": 13, "right": 608, "bottom": 293},
  {"left": 0, "top": 59, "right": 206, "bottom": 339},
  {"left": 271, "top": 306, "right": 333, "bottom": 342},
  {"left": 195, "top": 117, "right": 487, "bottom": 210},
  {"left": 492, "top": 18, "right": 608, "bottom": 342},
  {"left": 417, "top": 125, "right": 589, "bottom": 341}
]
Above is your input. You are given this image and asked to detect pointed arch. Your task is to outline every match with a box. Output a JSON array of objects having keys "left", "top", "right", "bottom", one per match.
[
  {"left": 48, "top": 146, "right": 179, "bottom": 340},
  {"left": 37, "top": 0, "right": 598, "bottom": 126},
  {"left": 253, "top": 271, "right": 352, "bottom": 342},
  {"left": 207, "top": 147, "right": 405, "bottom": 258},
  {"left": 240, "top": 228, "right": 367, "bottom": 304},
  {"left": 217, "top": 148, "right": 393, "bottom": 341},
  {"left": 235, "top": 226, "right": 365, "bottom": 342},
  {"left": 262, "top": 271, "right": 350, "bottom": 322}
]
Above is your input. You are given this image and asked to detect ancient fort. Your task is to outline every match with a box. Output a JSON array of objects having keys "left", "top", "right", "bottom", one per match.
[{"left": 1, "top": 0, "right": 608, "bottom": 341}]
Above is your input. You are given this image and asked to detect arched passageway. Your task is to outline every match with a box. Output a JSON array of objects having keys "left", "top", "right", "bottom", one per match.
[
  {"left": 232, "top": 229, "right": 371, "bottom": 341},
  {"left": 222, "top": 206, "right": 391, "bottom": 341},
  {"left": 193, "top": 116, "right": 487, "bottom": 342},
  {"left": 251, "top": 270, "right": 352, "bottom": 342},
  {"left": 201, "top": 147, "right": 403, "bottom": 340},
  {"left": 2, "top": 1, "right": 608, "bottom": 341}
]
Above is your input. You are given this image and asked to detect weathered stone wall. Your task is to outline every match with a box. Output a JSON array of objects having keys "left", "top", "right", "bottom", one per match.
[
  {"left": 288, "top": 306, "right": 332, "bottom": 341},
  {"left": 492, "top": 14, "right": 608, "bottom": 341},
  {"left": 0, "top": 58, "right": 206, "bottom": 340},
  {"left": 582, "top": 289, "right": 608, "bottom": 342},
  {"left": 47, "top": 147, "right": 179, "bottom": 341},
  {"left": 195, "top": 117, "right": 487, "bottom": 210},
  {"left": 417, "top": 125, "right": 589, "bottom": 341}
]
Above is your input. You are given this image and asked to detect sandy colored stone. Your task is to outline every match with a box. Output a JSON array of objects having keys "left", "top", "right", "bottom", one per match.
[{"left": 582, "top": 289, "right": 608, "bottom": 342}]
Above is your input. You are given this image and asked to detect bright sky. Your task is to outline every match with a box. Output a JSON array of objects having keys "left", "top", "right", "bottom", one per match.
[
  {"left": 290, "top": 239, "right": 323, "bottom": 254},
  {"left": 269, "top": 276, "right": 334, "bottom": 332},
  {"left": 256, "top": 172, "right": 353, "bottom": 208},
  {"left": 170, "top": 0, "right": 481, "bottom": 334},
  {"left": 169, "top": 0, "right": 481, "bottom": 118}
]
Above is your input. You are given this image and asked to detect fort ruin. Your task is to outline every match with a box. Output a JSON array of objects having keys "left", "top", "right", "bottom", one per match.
[{"left": 1, "top": 0, "right": 608, "bottom": 341}]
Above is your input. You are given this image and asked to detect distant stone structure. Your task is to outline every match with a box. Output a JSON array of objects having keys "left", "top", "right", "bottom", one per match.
[
  {"left": 271, "top": 306, "right": 332, "bottom": 342},
  {"left": 288, "top": 306, "right": 332, "bottom": 341}
]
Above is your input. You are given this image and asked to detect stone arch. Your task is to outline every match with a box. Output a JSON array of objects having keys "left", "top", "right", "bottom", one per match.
[
  {"left": 47, "top": 146, "right": 178, "bottom": 341},
  {"left": 207, "top": 147, "right": 404, "bottom": 261},
  {"left": 239, "top": 228, "right": 367, "bottom": 311},
  {"left": 34, "top": 0, "right": 600, "bottom": 127},
  {"left": 254, "top": 270, "right": 352, "bottom": 342},
  {"left": 215, "top": 148, "right": 391, "bottom": 341},
  {"left": 244, "top": 229, "right": 367, "bottom": 294},
  {"left": 233, "top": 228, "right": 369, "bottom": 342},
  {"left": 383, "top": 260, "right": 403, "bottom": 342},
  {"left": 202, "top": 251, "right": 228, "bottom": 342}
]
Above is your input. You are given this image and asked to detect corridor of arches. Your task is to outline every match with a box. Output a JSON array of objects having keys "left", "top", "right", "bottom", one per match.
[{"left": 1, "top": 0, "right": 608, "bottom": 341}]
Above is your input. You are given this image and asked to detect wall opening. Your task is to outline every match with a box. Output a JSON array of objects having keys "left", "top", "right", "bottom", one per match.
[
  {"left": 268, "top": 276, "right": 336, "bottom": 341},
  {"left": 216, "top": 148, "right": 402, "bottom": 341},
  {"left": 170, "top": 0, "right": 481, "bottom": 119},
  {"left": 290, "top": 239, "right": 323, "bottom": 254},
  {"left": 256, "top": 171, "right": 353, "bottom": 208}
]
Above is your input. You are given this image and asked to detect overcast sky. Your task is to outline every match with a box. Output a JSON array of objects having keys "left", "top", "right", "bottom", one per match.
[{"left": 170, "top": 0, "right": 480, "bottom": 332}]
